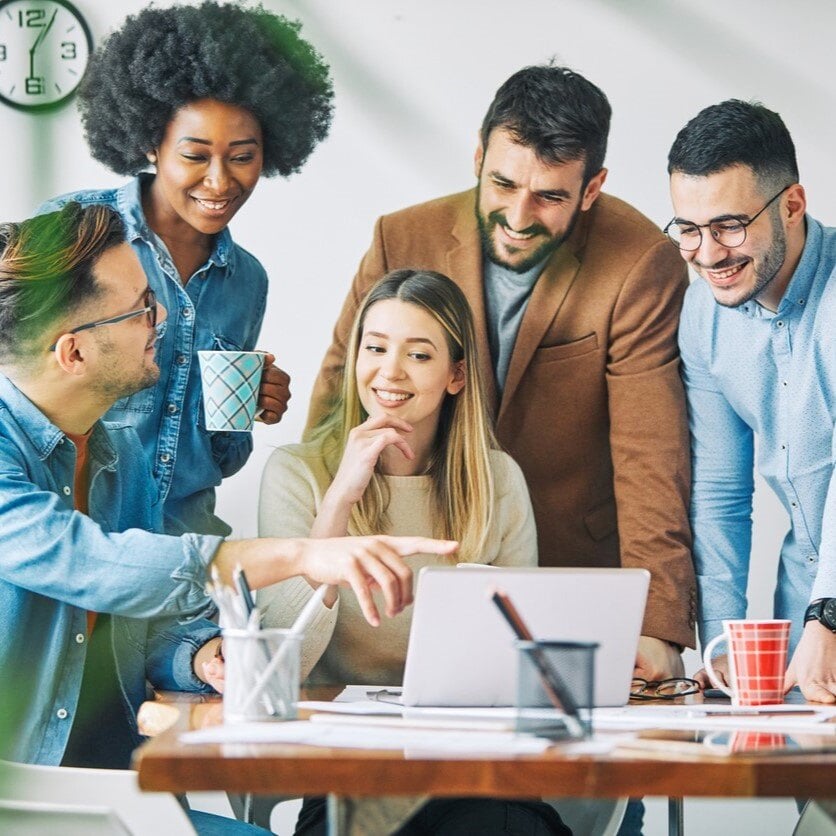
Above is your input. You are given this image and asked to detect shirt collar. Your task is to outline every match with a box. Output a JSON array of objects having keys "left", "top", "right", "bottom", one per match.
[
  {"left": 116, "top": 175, "right": 233, "bottom": 273},
  {"left": 0, "top": 374, "right": 116, "bottom": 466},
  {"left": 736, "top": 216, "right": 821, "bottom": 319},
  {"left": 776, "top": 216, "right": 821, "bottom": 312}
]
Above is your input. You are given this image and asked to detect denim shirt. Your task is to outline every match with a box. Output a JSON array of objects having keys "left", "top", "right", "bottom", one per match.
[
  {"left": 38, "top": 176, "right": 269, "bottom": 535},
  {"left": 0, "top": 375, "right": 222, "bottom": 764},
  {"left": 679, "top": 217, "right": 836, "bottom": 652}
]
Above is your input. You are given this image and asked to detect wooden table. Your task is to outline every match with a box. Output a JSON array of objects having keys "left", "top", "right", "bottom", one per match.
[{"left": 134, "top": 690, "right": 836, "bottom": 835}]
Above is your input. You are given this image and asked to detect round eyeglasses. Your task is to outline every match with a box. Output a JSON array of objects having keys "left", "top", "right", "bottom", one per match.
[
  {"left": 630, "top": 677, "right": 700, "bottom": 701},
  {"left": 49, "top": 287, "right": 157, "bottom": 351},
  {"left": 663, "top": 185, "right": 791, "bottom": 251}
]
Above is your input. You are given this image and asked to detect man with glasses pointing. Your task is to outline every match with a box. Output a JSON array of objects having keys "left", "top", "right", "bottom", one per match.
[
  {"left": 0, "top": 203, "right": 456, "bottom": 834},
  {"left": 668, "top": 99, "right": 836, "bottom": 703}
]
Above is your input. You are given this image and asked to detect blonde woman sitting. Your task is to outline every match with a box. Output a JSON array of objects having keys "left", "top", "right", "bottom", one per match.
[
  {"left": 258, "top": 268, "right": 537, "bottom": 684},
  {"left": 258, "top": 269, "right": 569, "bottom": 835}
]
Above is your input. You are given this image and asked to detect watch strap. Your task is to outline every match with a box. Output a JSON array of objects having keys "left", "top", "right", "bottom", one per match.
[
  {"left": 804, "top": 598, "right": 836, "bottom": 632},
  {"left": 804, "top": 599, "right": 824, "bottom": 623}
]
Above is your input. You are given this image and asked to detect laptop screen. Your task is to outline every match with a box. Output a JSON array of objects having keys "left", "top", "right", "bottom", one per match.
[{"left": 401, "top": 566, "right": 649, "bottom": 707}]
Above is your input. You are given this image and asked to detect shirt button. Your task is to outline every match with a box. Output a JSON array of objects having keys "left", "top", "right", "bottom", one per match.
[
  {"left": 176, "top": 354, "right": 187, "bottom": 365},
  {"left": 798, "top": 299, "right": 805, "bottom": 305},
  {"left": 167, "top": 403, "right": 177, "bottom": 414},
  {"left": 781, "top": 444, "right": 786, "bottom": 450},
  {"left": 62, "top": 486, "right": 71, "bottom": 495},
  {"left": 782, "top": 381, "right": 788, "bottom": 387},
  {"left": 57, "top": 708, "right": 68, "bottom": 720},
  {"left": 791, "top": 501, "right": 798, "bottom": 508},
  {"left": 183, "top": 308, "right": 193, "bottom": 319},
  {"left": 160, "top": 453, "right": 171, "bottom": 463},
  {"left": 75, "top": 633, "right": 85, "bottom": 644},
  {"left": 775, "top": 320, "right": 784, "bottom": 328}
]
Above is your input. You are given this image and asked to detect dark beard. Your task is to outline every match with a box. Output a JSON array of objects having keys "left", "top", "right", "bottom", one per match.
[
  {"left": 475, "top": 194, "right": 581, "bottom": 274},
  {"left": 701, "top": 213, "right": 787, "bottom": 309}
]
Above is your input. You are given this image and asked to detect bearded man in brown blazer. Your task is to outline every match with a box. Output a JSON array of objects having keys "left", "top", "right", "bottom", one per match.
[{"left": 307, "top": 65, "right": 696, "bottom": 679}]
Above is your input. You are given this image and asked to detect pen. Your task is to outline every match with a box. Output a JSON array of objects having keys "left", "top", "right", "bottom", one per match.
[
  {"left": 704, "top": 710, "right": 818, "bottom": 717},
  {"left": 233, "top": 564, "right": 257, "bottom": 617},
  {"left": 490, "top": 588, "right": 586, "bottom": 738},
  {"left": 290, "top": 584, "right": 330, "bottom": 638}
]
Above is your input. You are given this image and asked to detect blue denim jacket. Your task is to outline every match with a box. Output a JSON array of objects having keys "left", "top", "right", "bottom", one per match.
[
  {"left": 0, "top": 375, "right": 223, "bottom": 764},
  {"left": 679, "top": 217, "right": 836, "bottom": 653},
  {"left": 38, "top": 176, "right": 268, "bottom": 536}
]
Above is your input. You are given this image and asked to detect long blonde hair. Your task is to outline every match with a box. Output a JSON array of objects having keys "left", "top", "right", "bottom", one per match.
[{"left": 314, "top": 269, "right": 499, "bottom": 560}]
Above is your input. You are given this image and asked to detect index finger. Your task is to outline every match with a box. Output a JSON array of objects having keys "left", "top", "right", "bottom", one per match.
[
  {"left": 382, "top": 536, "right": 458, "bottom": 557},
  {"left": 363, "top": 413, "right": 414, "bottom": 433},
  {"left": 261, "top": 365, "right": 290, "bottom": 387}
]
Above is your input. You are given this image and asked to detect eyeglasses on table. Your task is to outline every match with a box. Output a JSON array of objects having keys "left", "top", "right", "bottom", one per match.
[{"left": 629, "top": 677, "right": 700, "bottom": 700}]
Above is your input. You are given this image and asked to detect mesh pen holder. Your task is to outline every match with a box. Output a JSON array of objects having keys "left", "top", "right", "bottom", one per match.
[{"left": 515, "top": 640, "right": 598, "bottom": 740}]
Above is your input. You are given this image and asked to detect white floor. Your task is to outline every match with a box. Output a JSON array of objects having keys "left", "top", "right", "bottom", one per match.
[{"left": 188, "top": 792, "right": 802, "bottom": 835}]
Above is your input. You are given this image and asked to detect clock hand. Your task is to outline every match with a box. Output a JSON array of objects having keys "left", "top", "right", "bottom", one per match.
[
  {"left": 28, "top": 10, "right": 58, "bottom": 78},
  {"left": 30, "top": 10, "right": 58, "bottom": 57}
]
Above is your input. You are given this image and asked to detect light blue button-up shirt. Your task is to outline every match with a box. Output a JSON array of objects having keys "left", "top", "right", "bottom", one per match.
[
  {"left": 38, "top": 176, "right": 268, "bottom": 535},
  {"left": 679, "top": 217, "right": 836, "bottom": 652},
  {"left": 0, "top": 375, "right": 222, "bottom": 764}
]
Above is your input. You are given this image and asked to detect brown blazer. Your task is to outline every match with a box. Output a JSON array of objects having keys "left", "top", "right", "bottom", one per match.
[{"left": 307, "top": 189, "right": 696, "bottom": 648}]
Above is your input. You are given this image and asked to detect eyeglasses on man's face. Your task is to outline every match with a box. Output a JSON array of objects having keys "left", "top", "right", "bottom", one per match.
[
  {"left": 630, "top": 677, "right": 700, "bottom": 701},
  {"left": 663, "top": 185, "right": 791, "bottom": 252},
  {"left": 49, "top": 287, "right": 158, "bottom": 352}
]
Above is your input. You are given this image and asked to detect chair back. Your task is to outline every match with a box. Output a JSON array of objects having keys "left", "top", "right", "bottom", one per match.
[{"left": 0, "top": 759, "right": 195, "bottom": 835}]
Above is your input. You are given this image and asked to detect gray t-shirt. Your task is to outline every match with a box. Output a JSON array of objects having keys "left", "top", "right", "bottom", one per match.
[{"left": 484, "top": 256, "right": 548, "bottom": 394}]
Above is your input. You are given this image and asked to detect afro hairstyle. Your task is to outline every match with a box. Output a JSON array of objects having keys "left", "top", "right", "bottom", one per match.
[{"left": 78, "top": 1, "right": 333, "bottom": 178}]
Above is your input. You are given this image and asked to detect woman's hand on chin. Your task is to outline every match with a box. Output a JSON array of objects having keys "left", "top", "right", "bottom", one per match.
[{"left": 330, "top": 414, "right": 414, "bottom": 504}]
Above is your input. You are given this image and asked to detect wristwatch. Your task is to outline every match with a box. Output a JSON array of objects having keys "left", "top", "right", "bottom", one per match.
[{"left": 803, "top": 598, "right": 836, "bottom": 633}]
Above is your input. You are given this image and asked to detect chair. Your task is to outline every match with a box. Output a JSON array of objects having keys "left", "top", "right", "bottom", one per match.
[
  {"left": 793, "top": 800, "right": 836, "bottom": 836},
  {"left": 546, "top": 797, "right": 628, "bottom": 836},
  {"left": 0, "top": 759, "right": 195, "bottom": 835},
  {"left": 0, "top": 799, "right": 132, "bottom": 835}
]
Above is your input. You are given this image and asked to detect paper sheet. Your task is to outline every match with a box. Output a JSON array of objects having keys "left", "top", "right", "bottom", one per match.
[
  {"left": 180, "top": 719, "right": 552, "bottom": 753},
  {"left": 593, "top": 704, "right": 836, "bottom": 735}
]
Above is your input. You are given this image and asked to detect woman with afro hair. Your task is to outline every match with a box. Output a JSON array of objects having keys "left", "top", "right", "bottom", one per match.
[{"left": 39, "top": 1, "right": 333, "bottom": 537}]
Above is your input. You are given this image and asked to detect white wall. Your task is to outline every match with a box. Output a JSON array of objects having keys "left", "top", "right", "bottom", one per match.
[
  {"left": 7, "top": 0, "right": 836, "bottom": 658},
  {"left": 3, "top": 4, "right": 834, "bottom": 830}
]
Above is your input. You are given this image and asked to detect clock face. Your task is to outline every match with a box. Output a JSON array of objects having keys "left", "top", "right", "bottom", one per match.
[{"left": 0, "top": 0, "right": 92, "bottom": 112}]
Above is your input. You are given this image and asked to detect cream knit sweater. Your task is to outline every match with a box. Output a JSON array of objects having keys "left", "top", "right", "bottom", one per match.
[{"left": 257, "top": 442, "right": 537, "bottom": 685}]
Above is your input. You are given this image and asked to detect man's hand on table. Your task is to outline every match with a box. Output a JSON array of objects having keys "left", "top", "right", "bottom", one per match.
[
  {"left": 633, "top": 636, "right": 684, "bottom": 681},
  {"left": 784, "top": 620, "right": 836, "bottom": 703}
]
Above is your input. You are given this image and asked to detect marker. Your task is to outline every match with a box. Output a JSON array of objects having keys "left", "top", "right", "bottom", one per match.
[{"left": 490, "top": 588, "right": 586, "bottom": 738}]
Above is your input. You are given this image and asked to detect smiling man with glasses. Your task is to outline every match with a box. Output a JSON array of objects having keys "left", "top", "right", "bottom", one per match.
[
  {"left": 668, "top": 99, "right": 836, "bottom": 705},
  {"left": 0, "top": 202, "right": 456, "bottom": 835}
]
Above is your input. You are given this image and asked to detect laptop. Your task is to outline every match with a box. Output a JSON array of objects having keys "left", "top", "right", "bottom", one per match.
[{"left": 400, "top": 566, "right": 649, "bottom": 708}]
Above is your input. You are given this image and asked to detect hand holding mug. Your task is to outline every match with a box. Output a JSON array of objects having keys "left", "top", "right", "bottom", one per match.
[{"left": 702, "top": 619, "right": 790, "bottom": 706}]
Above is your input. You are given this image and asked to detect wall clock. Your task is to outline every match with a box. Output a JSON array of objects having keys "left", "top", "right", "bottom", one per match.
[{"left": 0, "top": 0, "right": 92, "bottom": 112}]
